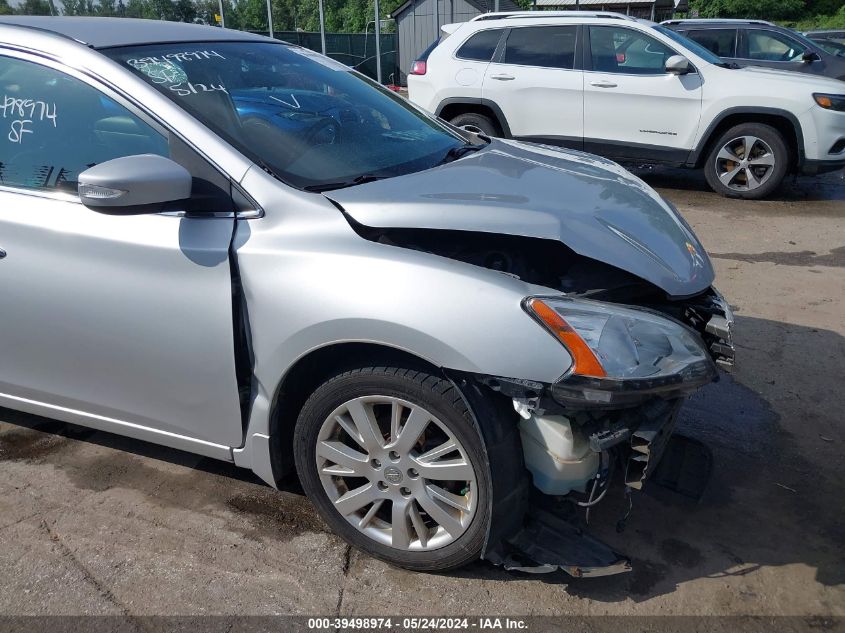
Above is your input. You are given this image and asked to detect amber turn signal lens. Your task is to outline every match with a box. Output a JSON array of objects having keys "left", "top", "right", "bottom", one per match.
[
  {"left": 527, "top": 299, "right": 607, "bottom": 378},
  {"left": 815, "top": 94, "right": 833, "bottom": 108}
]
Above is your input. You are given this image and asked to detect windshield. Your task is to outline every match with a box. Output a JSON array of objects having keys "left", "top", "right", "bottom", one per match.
[
  {"left": 789, "top": 30, "right": 825, "bottom": 51},
  {"left": 812, "top": 37, "right": 845, "bottom": 56},
  {"left": 653, "top": 25, "right": 725, "bottom": 65},
  {"left": 105, "top": 42, "right": 467, "bottom": 191}
]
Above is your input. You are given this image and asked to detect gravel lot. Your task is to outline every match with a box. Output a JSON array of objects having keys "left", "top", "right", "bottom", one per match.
[{"left": 1, "top": 168, "right": 843, "bottom": 619}]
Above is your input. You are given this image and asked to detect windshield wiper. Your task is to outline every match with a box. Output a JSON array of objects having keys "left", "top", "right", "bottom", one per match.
[
  {"left": 436, "top": 143, "right": 484, "bottom": 166},
  {"left": 304, "top": 174, "right": 388, "bottom": 193}
]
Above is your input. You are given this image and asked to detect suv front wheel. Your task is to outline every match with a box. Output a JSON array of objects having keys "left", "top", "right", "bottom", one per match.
[
  {"left": 448, "top": 112, "right": 501, "bottom": 138},
  {"left": 704, "top": 123, "right": 790, "bottom": 199}
]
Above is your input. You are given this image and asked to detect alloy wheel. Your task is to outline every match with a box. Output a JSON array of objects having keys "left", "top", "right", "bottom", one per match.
[
  {"left": 315, "top": 395, "right": 478, "bottom": 551},
  {"left": 458, "top": 124, "right": 485, "bottom": 135},
  {"left": 714, "top": 135, "right": 776, "bottom": 193}
]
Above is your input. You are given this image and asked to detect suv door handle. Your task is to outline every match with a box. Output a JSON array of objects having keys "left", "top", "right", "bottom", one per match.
[
  {"left": 590, "top": 80, "right": 618, "bottom": 88},
  {"left": 490, "top": 74, "right": 515, "bottom": 81},
  {"left": 0, "top": 248, "right": 5, "bottom": 259}
]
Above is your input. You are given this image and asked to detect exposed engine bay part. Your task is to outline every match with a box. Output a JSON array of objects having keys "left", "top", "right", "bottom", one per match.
[
  {"left": 518, "top": 414, "right": 599, "bottom": 496},
  {"left": 450, "top": 371, "right": 715, "bottom": 578},
  {"left": 625, "top": 400, "right": 683, "bottom": 490}
]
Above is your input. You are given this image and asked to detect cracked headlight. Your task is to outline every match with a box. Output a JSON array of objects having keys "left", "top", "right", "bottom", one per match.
[{"left": 525, "top": 297, "right": 717, "bottom": 408}]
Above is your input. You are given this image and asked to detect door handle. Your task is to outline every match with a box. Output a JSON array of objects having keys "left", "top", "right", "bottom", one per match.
[
  {"left": 490, "top": 74, "right": 515, "bottom": 81},
  {"left": 0, "top": 248, "right": 5, "bottom": 259},
  {"left": 590, "top": 80, "right": 618, "bottom": 88}
]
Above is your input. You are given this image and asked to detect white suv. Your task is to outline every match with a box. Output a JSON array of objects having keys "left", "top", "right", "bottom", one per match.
[{"left": 408, "top": 11, "right": 845, "bottom": 199}]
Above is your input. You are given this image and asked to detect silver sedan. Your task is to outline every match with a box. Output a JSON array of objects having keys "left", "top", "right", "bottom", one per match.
[{"left": 0, "top": 16, "right": 733, "bottom": 576}]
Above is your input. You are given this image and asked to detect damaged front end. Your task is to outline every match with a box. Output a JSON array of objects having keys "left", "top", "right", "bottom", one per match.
[
  {"left": 323, "top": 140, "right": 736, "bottom": 577},
  {"left": 472, "top": 289, "right": 732, "bottom": 576},
  {"left": 427, "top": 241, "right": 734, "bottom": 577}
]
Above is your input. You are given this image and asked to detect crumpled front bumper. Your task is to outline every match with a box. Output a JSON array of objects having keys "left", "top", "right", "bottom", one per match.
[{"left": 453, "top": 287, "right": 736, "bottom": 578}]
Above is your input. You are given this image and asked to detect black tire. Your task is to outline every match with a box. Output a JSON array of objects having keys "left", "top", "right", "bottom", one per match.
[
  {"left": 703, "top": 122, "right": 790, "bottom": 200},
  {"left": 293, "top": 366, "right": 491, "bottom": 571},
  {"left": 448, "top": 112, "right": 501, "bottom": 138}
]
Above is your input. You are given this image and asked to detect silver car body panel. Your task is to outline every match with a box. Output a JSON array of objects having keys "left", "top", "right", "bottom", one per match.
[
  {"left": 326, "top": 139, "right": 715, "bottom": 298},
  {"left": 230, "top": 165, "right": 575, "bottom": 482},
  {"left": 0, "top": 192, "right": 243, "bottom": 452}
]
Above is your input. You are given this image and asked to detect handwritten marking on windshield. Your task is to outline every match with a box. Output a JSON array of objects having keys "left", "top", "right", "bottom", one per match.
[
  {"left": 128, "top": 50, "right": 226, "bottom": 68},
  {"left": 1, "top": 95, "right": 57, "bottom": 144},
  {"left": 127, "top": 51, "right": 226, "bottom": 87},
  {"left": 169, "top": 82, "right": 228, "bottom": 97},
  {"left": 269, "top": 94, "right": 301, "bottom": 109}
]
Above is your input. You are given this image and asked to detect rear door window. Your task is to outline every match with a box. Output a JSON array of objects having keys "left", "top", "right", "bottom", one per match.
[
  {"left": 502, "top": 26, "right": 577, "bottom": 69},
  {"left": 456, "top": 29, "right": 505, "bottom": 62},
  {"left": 685, "top": 29, "right": 737, "bottom": 57}
]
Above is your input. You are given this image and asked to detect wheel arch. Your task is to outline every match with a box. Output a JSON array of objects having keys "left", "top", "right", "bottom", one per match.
[
  {"left": 435, "top": 98, "right": 512, "bottom": 137},
  {"left": 267, "top": 342, "right": 444, "bottom": 485},
  {"left": 691, "top": 108, "right": 804, "bottom": 171}
]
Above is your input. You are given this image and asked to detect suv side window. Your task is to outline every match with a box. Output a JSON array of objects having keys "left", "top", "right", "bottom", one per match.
[
  {"left": 0, "top": 55, "right": 168, "bottom": 194},
  {"left": 745, "top": 29, "right": 805, "bottom": 61},
  {"left": 685, "top": 29, "right": 737, "bottom": 57},
  {"left": 502, "top": 26, "right": 577, "bottom": 69},
  {"left": 589, "top": 26, "right": 677, "bottom": 74},
  {"left": 455, "top": 29, "right": 504, "bottom": 62}
]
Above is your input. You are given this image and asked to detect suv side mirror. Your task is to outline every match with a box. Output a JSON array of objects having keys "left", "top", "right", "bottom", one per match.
[
  {"left": 78, "top": 154, "right": 192, "bottom": 215},
  {"left": 802, "top": 51, "right": 821, "bottom": 63},
  {"left": 666, "top": 54, "right": 692, "bottom": 75}
]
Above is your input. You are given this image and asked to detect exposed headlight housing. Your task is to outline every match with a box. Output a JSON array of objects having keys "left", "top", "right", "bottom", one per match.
[
  {"left": 524, "top": 297, "right": 717, "bottom": 408},
  {"left": 813, "top": 93, "right": 845, "bottom": 112}
]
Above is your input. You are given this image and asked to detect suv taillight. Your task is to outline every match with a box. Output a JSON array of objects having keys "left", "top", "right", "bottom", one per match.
[{"left": 410, "top": 60, "right": 427, "bottom": 75}]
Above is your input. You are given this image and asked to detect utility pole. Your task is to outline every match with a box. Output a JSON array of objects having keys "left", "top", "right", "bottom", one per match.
[
  {"left": 217, "top": 0, "right": 225, "bottom": 27},
  {"left": 375, "top": 0, "right": 382, "bottom": 84},
  {"left": 318, "top": 0, "right": 327, "bottom": 54},
  {"left": 266, "top": 0, "right": 273, "bottom": 38}
]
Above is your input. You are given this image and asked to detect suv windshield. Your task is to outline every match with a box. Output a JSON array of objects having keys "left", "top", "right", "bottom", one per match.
[
  {"left": 105, "top": 42, "right": 468, "bottom": 191},
  {"left": 653, "top": 25, "right": 725, "bottom": 65}
]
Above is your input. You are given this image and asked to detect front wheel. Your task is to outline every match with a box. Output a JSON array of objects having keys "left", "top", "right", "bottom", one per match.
[
  {"left": 293, "top": 367, "right": 491, "bottom": 571},
  {"left": 448, "top": 112, "right": 501, "bottom": 138},
  {"left": 703, "top": 123, "right": 790, "bottom": 199}
]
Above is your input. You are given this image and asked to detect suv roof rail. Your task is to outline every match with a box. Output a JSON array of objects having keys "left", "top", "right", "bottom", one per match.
[
  {"left": 471, "top": 10, "right": 638, "bottom": 22},
  {"left": 661, "top": 18, "right": 775, "bottom": 26}
]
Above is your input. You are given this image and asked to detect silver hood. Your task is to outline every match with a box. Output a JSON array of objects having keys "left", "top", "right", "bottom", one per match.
[{"left": 326, "top": 139, "right": 714, "bottom": 298}]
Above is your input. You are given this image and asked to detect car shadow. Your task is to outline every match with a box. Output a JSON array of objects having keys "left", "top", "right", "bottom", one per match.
[
  {"left": 630, "top": 164, "right": 845, "bottom": 202},
  {"left": 0, "top": 316, "right": 842, "bottom": 603}
]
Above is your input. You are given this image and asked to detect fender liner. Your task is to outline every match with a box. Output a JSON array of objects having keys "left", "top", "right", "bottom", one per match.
[
  {"left": 434, "top": 97, "right": 513, "bottom": 138},
  {"left": 445, "top": 370, "right": 529, "bottom": 557},
  {"left": 689, "top": 107, "right": 805, "bottom": 168}
]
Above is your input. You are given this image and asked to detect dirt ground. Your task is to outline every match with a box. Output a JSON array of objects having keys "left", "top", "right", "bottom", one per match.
[{"left": 1, "top": 167, "right": 843, "bottom": 619}]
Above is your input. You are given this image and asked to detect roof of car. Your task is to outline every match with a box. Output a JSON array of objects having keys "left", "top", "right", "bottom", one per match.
[
  {"left": 471, "top": 10, "right": 641, "bottom": 22},
  {"left": 0, "top": 16, "right": 270, "bottom": 49},
  {"left": 662, "top": 18, "right": 775, "bottom": 27}
]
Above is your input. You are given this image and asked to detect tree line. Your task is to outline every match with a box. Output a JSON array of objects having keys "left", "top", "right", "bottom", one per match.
[
  {"left": 0, "top": 0, "right": 412, "bottom": 32},
  {"left": 1, "top": 0, "right": 842, "bottom": 31}
]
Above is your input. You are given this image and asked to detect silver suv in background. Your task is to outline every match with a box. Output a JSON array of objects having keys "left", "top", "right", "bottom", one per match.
[{"left": 0, "top": 17, "right": 734, "bottom": 576}]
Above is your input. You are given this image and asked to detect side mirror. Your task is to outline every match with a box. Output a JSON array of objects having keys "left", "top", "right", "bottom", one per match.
[
  {"left": 78, "top": 154, "right": 192, "bottom": 215},
  {"left": 666, "top": 54, "right": 692, "bottom": 75},
  {"left": 802, "top": 51, "right": 821, "bottom": 63}
]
